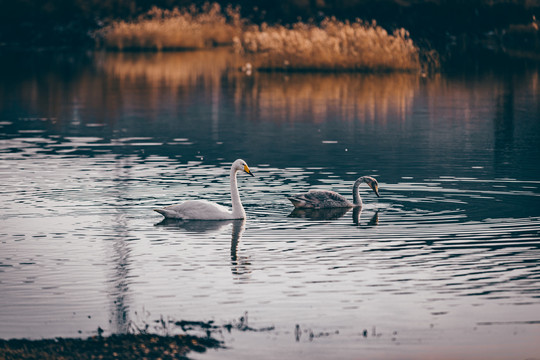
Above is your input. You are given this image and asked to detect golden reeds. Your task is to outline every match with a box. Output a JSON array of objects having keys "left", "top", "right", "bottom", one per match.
[
  {"left": 94, "top": 3, "right": 433, "bottom": 72},
  {"left": 235, "top": 18, "right": 421, "bottom": 72},
  {"left": 95, "top": 3, "right": 243, "bottom": 50}
]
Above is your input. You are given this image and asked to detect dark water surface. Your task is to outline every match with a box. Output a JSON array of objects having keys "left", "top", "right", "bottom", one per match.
[{"left": 1, "top": 50, "right": 539, "bottom": 359}]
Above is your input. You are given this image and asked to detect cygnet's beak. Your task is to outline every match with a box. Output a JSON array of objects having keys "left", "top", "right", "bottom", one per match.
[{"left": 244, "top": 165, "right": 255, "bottom": 177}]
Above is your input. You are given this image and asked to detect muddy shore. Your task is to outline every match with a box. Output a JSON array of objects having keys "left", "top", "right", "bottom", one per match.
[{"left": 0, "top": 333, "right": 222, "bottom": 360}]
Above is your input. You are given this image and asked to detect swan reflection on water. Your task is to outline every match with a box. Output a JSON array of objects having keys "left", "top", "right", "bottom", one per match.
[
  {"left": 154, "top": 219, "right": 251, "bottom": 278},
  {"left": 154, "top": 218, "right": 236, "bottom": 232},
  {"left": 229, "top": 220, "right": 251, "bottom": 278},
  {"left": 288, "top": 207, "right": 380, "bottom": 226},
  {"left": 356, "top": 208, "right": 379, "bottom": 227}
]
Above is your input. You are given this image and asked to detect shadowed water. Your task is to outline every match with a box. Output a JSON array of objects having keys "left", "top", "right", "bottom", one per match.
[{"left": 0, "top": 50, "right": 539, "bottom": 359}]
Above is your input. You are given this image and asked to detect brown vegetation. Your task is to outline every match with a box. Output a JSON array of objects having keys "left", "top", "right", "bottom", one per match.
[
  {"left": 234, "top": 18, "right": 421, "bottom": 71},
  {"left": 94, "top": 3, "right": 243, "bottom": 50},
  {"left": 93, "top": 2, "right": 430, "bottom": 72}
]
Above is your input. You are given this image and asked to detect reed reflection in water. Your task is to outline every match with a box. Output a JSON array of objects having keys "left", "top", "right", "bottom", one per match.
[
  {"left": 231, "top": 72, "right": 418, "bottom": 124},
  {"left": 97, "top": 49, "right": 237, "bottom": 89},
  {"left": 97, "top": 50, "right": 418, "bottom": 125}
]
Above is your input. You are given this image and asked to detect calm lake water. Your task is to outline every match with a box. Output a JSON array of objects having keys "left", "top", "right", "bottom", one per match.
[{"left": 1, "top": 49, "right": 540, "bottom": 359}]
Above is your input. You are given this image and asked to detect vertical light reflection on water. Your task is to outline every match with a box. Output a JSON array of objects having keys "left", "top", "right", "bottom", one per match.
[{"left": 104, "top": 156, "right": 136, "bottom": 334}]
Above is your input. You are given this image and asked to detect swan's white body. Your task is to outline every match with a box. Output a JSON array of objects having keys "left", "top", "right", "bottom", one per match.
[
  {"left": 154, "top": 159, "right": 254, "bottom": 220},
  {"left": 155, "top": 200, "right": 238, "bottom": 220},
  {"left": 288, "top": 176, "right": 380, "bottom": 209}
]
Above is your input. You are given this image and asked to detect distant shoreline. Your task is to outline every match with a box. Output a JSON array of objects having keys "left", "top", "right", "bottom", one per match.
[
  {"left": 1, "top": 1, "right": 538, "bottom": 48},
  {"left": 0, "top": 1, "right": 538, "bottom": 68}
]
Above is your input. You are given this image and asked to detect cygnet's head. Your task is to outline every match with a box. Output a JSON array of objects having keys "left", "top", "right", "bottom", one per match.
[
  {"left": 233, "top": 159, "right": 254, "bottom": 177},
  {"left": 362, "top": 176, "right": 380, "bottom": 197}
]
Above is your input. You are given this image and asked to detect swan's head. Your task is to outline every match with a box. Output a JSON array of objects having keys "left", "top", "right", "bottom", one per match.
[
  {"left": 363, "top": 176, "right": 380, "bottom": 197},
  {"left": 233, "top": 159, "right": 254, "bottom": 177}
]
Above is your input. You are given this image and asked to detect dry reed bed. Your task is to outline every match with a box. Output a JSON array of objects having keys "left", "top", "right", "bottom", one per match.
[
  {"left": 95, "top": 3, "right": 242, "bottom": 51},
  {"left": 235, "top": 18, "right": 421, "bottom": 72},
  {"left": 95, "top": 3, "right": 426, "bottom": 72}
]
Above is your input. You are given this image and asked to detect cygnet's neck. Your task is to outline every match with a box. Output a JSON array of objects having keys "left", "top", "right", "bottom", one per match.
[
  {"left": 352, "top": 177, "right": 364, "bottom": 207},
  {"left": 230, "top": 167, "right": 246, "bottom": 219}
]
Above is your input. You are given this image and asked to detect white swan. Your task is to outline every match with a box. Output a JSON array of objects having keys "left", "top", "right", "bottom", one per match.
[
  {"left": 288, "top": 176, "right": 380, "bottom": 209},
  {"left": 154, "top": 159, "right": 254, "bottom": 220}
]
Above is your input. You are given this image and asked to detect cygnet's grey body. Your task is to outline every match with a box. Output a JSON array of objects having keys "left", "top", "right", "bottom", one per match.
[{"left": 288, "top": 176, "right": 380, "bottom": 209}]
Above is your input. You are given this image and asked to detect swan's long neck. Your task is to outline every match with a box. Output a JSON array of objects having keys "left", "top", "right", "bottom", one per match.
[
  {"left": 230, "top": 167, "right": 246, "bottom": 219},
  {"left": 352, "top": 178, "right": 364, "bottom": 206}
]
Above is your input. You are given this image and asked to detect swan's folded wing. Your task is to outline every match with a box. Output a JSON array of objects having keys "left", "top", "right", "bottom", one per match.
[
  {"left": 155, "top": 200, "right": 233, "bottom": 220},
  {"left": 154, "top": 207, "right": 182, "bottom": 219}
]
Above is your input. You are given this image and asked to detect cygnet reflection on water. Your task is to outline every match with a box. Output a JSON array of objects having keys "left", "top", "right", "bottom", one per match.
[
  {"left": 288, "top": 207, "right": 351, "bottom": 220},
  {"left": 354, "top": 208, "right": 380, "bottom": 227},
  {"left": 288, "top": 206, "right": 380, "bottom": 226}
]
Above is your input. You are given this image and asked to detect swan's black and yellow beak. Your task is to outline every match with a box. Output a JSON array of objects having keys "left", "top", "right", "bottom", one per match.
[
  {"left": 244, "top": 164, "right": 254, "bottom": 177},
  {"left": 370, "top": 183, "right": 380, "bottom": 197}
]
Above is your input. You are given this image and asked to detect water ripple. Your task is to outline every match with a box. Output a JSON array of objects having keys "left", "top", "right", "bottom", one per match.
[{"left": 1, "top": 57, "right": 540, "bottom": 358}]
